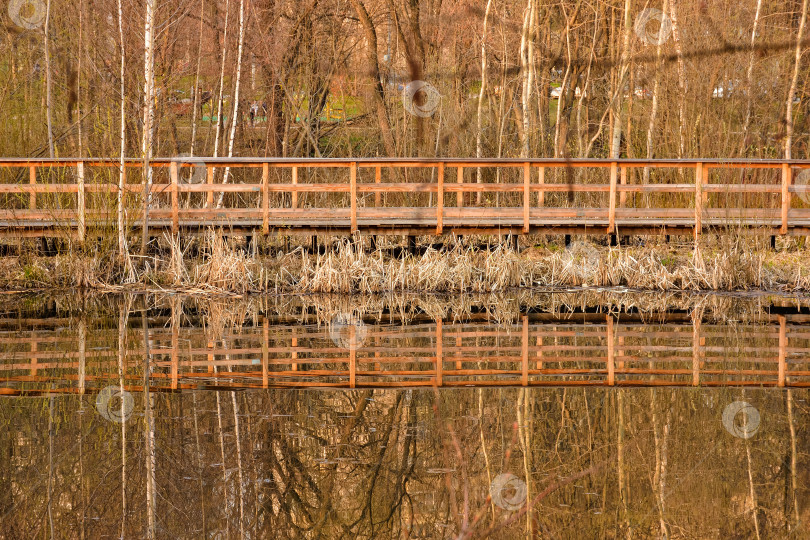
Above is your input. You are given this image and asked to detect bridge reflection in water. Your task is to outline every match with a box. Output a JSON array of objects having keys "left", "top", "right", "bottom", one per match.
[{"left": 3, "top": 308, "right": 810, "bottom": 394}]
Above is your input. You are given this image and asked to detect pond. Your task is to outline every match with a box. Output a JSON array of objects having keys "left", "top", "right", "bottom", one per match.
[{"left": 0, "top": 291, "right": 807, "bottom": 537}]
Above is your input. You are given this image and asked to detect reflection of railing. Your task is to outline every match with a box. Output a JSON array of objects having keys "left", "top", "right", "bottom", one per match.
[
  {"left": 2, "top": 312, "right": 810, "bottom": 394},
  {"left": 0, "top": 157, "right": 809, "bottom": 239}
]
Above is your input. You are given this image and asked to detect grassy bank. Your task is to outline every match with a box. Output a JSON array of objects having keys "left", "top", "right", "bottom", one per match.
[{"left": 2, "top": 232, "right": 810, "bottom": 294}]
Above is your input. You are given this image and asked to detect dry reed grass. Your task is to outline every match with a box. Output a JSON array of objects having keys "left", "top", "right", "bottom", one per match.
[{"left": 1, "top": 231, "right": 809, "bottom": 295}]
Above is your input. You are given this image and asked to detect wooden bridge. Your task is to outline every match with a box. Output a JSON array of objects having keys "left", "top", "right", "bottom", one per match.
[
  {"left": 0, "top": 157, "right": 809, "bottom": 241},
  {"left": 3, "top": 310, "right": 810, "bottom": 394}
]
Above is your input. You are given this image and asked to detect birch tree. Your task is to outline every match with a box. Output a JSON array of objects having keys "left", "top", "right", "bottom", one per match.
[
  {"left": 218, "top": 0, "right": 246, "bottom": 208},
  {"left": 140, "top": 0, "right": 157, "bottom": 254},
  {"left": 475, "top": 0, "right": 493, "bottom": 192}
]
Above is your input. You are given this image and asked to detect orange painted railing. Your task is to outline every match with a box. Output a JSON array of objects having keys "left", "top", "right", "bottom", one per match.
[
  {"left": 0, "top": 157, "right": 809, "bottom": 238},
  {"left": 2, "top": 311, "right": 810, "bottom": 394}
]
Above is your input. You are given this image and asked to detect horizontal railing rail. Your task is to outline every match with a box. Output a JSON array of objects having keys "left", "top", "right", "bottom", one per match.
[{"left": 0, "top": 157, "right": 808, "bottom": 240}]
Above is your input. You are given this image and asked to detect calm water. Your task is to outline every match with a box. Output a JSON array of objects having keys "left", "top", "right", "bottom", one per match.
[{"left": 1, "top": 292, "right": 808, "bottom": 538}]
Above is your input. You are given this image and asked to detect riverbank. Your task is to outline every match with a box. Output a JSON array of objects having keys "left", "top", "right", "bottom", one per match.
[{"left": 1, "top": 233, "right": 809, "bottom": 294}]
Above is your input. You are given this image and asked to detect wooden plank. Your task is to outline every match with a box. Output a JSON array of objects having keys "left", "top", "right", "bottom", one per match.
[
  {"left": 607, "top": 315, "right": 615, "bottom": 386},
  {"left": 782, "top": 163, "right": 791, "bottom": 234},
  {"left": 457, "top": 166, "right": 464, "bottom": 208},
  {"left": 523, "top": 162, "right": 530, "bottom": 233},
  {"left": 779, "top": 315, "right": 786, "bottom": 387},
  {"left": 170, "top": 161, "right": 179, "bottom": 235},
  {"left": 608, "top": 161, "right": 618, "bottom": 234},
  {"left": 350, "top": 161, "right": 357, "bottom": 233},
  {"left": 77, "top": 162, "right": 85, "bottom": 243},
  {"left": 261, "top": 163, "right": 269, "bottom": 235},
  {"left": 437, "top": 162, "right": 444, "bottom": 234},
  {"left": 28, "top": 165, "right": 36, "bottom": 210}
]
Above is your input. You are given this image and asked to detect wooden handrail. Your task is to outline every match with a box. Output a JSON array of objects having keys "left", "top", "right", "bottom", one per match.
[{"left": 0, "top": 157, "right": 807, "bottom": 240}]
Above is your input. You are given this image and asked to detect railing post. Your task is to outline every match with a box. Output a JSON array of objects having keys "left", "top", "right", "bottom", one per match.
[
  {"left": 779, "top": 315, "right": 787, "bottom": 387},
  {"left": 291, "top": 165, "right": 298, "bottom": 209},
  {"left": 692, "top": 315, "right": 701, "bottom": 387},
  {"left": 619, "top": 164, "right": 627, "bottom": 208},
  {"left": 77, "top": 162, "right": 86, "bottom": 244},
  {"left": 28, "top": 165, "right": 36, "bottom": 210},
  {"left": 375, "top": 165, "right": 382, "bottom": 207},
  {"left": 437, "top": 162, "right": 444, "bottom": 234},
  {"left": 349, "top": 325, "right": 356, "bottom": 388},
  {"left": 782, "top": 163, "right": 791, "bottom": 235},
  {"left": 206, "top": 164, "right": 214, "bottom": 208},
  {"left": 435, "top": 319, "right": 443, "bottom": 387},
  {"left": 261, "top": 163, "right": 269, "bottom": 235},
  {"left": 606, "top": 315, "right": 615, "bottom": 386},
  {"left": 537, "top": 166, "right": 545, "bottom": 208},
  {"left": 78, "top": 318, "right": 86, "bottom": 395},
  {"left": 521, "top": 315, "right": 529, "bottom": 386},
  {"left": 262, "top": 318, "right": 269, "bottom": 389},
  {"left": 170, "top": 161, "right": 179, "bottom": 235},
  {"left": 608, "top": 161, "right": 618, "bottom": 234},
  {"left": 171, "top": 305, "right": 179, "bottom": 390},
  {"left": 694, "top": 162, "right": 703, "bottom": 242},
  {"left": 350, "top": 161, "right": 357, "bottom": 233},
  {"left": 523, "top": 162, "right": 531, "bottom": 234},
  {"left": 457, "top": 166, "right": 464, "bottom": 208},
  {"left": 291, "top": 335, "right": 298, "bottom": 371}
]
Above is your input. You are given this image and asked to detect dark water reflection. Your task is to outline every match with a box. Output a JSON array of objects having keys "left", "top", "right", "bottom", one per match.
[{"left": 1, "top": 292, "right": 809, "bottom": 538}]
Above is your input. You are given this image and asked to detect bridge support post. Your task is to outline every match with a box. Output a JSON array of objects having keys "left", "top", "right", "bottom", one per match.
[
  {"left": 779, "top": 315, "right": 787, "bottom": 387},
  {"left": 407, "top": 236, "right": 417, "bottom": 255},
  {"left": 694, "top": 163, "right": 704, "bottom": 245},
  {"left": 782, "top": 163, "right": 791, "bottom": 235},
  {"left": 606, "top": 315, "right": 615, "bottom": 386},
  {"left": 77, "top": 162, "right": 86, "bottom": 244},
  {"left": 261, "top": 163, "right": 269, "bottom": 235},
  {"left": 310, "top": 235, "right": 319, "bottom": 254},
  {"left": 170, "top": 161, "right": 179, "bottom": 236}
]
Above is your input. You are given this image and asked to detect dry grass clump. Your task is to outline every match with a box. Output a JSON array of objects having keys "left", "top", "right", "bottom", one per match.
[{"left": 2, "top": 232, "right": 810, "bottom": 294}]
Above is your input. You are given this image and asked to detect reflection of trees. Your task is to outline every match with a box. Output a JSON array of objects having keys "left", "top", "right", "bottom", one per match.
[{"left": 1, "top": 373, "right": 809, "bottom": 537}]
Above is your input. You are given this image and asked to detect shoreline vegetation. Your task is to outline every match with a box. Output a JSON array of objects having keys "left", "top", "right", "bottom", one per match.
[{"left": 3, "top": 231, "right": 810, "bottom": 295}]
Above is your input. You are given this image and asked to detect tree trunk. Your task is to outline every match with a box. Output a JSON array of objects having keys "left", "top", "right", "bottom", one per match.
[
  {"left": 219, "top": 0, "right": 247, "bottom": 208},
  {"left": 740, "top": 0, "right": 763, "bottom": 156},
  {"left": 475, "top": 0, "right": 493, "bottom": 190},
  {"left": 610, "top": 0, "right": 631, "bottom": 160},
  {"left": 140, "top": 0, "right": 157, "bottom": 254},
  {"left": 44, "top": 0, "right": 55, "bottom": 158},
  {"left": 785, "top": 0, "right": 809, "bottom": 159},
  {"left": 348, "top": 0, "right": 397, "bottom": 156}
]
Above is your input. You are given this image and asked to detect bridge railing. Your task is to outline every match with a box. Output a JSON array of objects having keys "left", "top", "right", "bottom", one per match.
[
  {"left": 0, "top": 158, "right": 809, "bottom": 239},
  {"left": 1, "top": 311, "right": 809, "bottom": 393}
]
